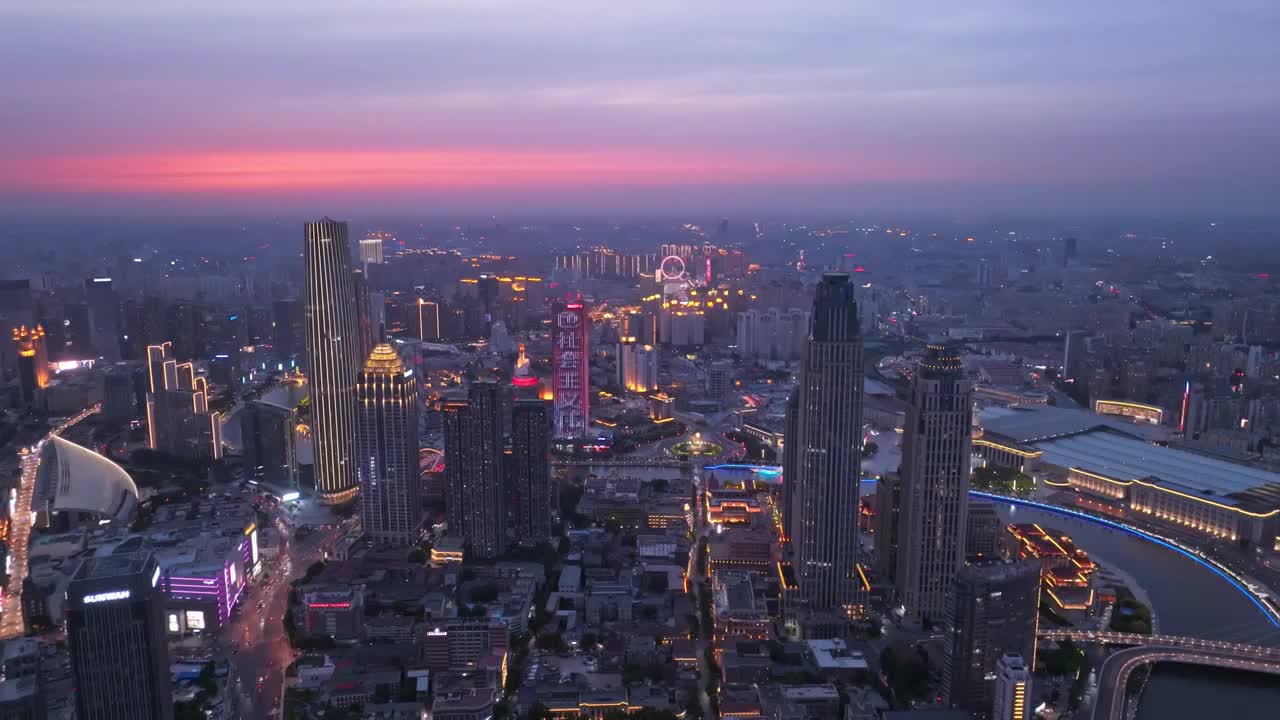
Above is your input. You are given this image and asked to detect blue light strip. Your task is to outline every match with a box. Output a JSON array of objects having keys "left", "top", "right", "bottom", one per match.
[
  {"left": 969, "top": 490, "right": 1280, "bottom": 628},
  {"left": 704, "top": 463, "right": 781, "bottom": 476}
]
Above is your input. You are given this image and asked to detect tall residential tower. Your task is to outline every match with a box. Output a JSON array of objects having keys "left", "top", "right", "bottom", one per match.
[
  {"left": 511, "top": 398, "right": 552, "bottom": 545},
  {"left": 895, "top": 343, "right": 973, "bottom": 623},
  {"left": 443, "top": 381, "right": 506, "bottom": 559},
  {"left": 304, "top": 218, "right": 363, "bottom": 504},
  {"left": 355, "top": 344, "right": 422, "bottom": 547},
  {"left": 785, "top": 273, "right": 866, "bottom": 615}
]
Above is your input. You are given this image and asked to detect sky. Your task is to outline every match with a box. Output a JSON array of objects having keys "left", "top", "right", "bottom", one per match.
[{"left": 1, "top": 1, "right": 1278, "bottom": 216}]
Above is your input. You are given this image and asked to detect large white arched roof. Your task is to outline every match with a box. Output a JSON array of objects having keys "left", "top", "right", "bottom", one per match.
[{"left": 38, "top": 435, "right": 138, "bottom": 522}]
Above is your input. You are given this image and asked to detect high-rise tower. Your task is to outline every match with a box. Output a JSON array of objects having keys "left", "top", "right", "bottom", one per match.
[
  {"left": 895, "top": 343, "right": 973, "bottom": 623},
  {"left": 355, "top": 344, "right": 422, "bottom": 547},
  {"left": 145, "top": 342, "right": 222, "bottom": 460},
  {"left": 511, "top": 398, "right": 551, "bottom": 545},
  {"left": 304, "top": 218, "right": 362, "bottom": 505},
  {"left": 443, "top": 381, "right": 506, "bottom": 559},
  {"left": 67, "top": 552, "right": 172, "bottom": 720},
  {"left": 786, "top": 273, "right": 865, "bottom": 615},
  {"left": 552, "top": 299, "right": 589, "bottom": 438}
]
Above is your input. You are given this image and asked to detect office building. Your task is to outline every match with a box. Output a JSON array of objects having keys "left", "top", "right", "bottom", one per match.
[
  {"left": 85, "top": 277, "right": 122, "bottom": 362},
  {"left": 1062, "top": 330, "right": 1089, "bottom": 383},
  {"left": 67, "top": 552, "right": 172, "bottom": 720},
  {"left": 355, "top": 344, "right": 422, "bottom": 547},
  {"left": 552, "top": 299, "right": 589, "bottom": 438},
  {"left": 992, "top": 653, "right": 1032, "bottom": 720},
  {"left": 785, "top": 273, "right": 866, "bottom": 615},
  {"left": 10, "top": 325, "right": 48, "bottom": 406},
  {"left": 895, "top": 343, "right": 973, "bottom": 623},
  {"left": 100, "top": 366, "right": 137, "bottom": 421},
  {"left": 706, "top": 360, "right": 734, "bottom": 404},
  {"left": 304, "top": 218, "right": 363, "bottom": 504},
  {"left": 617, "top": 337, "right": 658, "bottom": 393},
  {"left": 444, "top": 381, "right": 506, "bottom": 559},
  {"left": 272, "top": 298, "right": 304, "bottom": 362},
  {"left": 241, "top": 401, "right": 298, "bottom": 487},
  {"left": 511, "top": 399, "right": 551, "bottom": 545},
  {"left": 944, "top": 560, "right": 1041, "bottom": 717},
  {"left": 872, "top": 472, "right": 901, "bottom": 585},
  {"left": 0, "top": 637, "right": 45, "bottom": 718},
  {"left": 965, "top": 501, "right": 1003, "bottom": 562},
  {"left": 145, "top": 342, "right": 222, "bottom": 460},
  {"left": 417, "top": 298, "right": 441, "bottom": 341},
  {"left": 359, "top": 233, "right": 386, "bottom": 268}
]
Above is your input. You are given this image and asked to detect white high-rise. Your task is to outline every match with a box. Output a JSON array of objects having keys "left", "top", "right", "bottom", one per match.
[
  {"left": 895, "top": 343, "right": 973, "bottom": 623},
  {"left": 785, "top": 273, "right": 865, "bottom": 614},
  {"left": 736, "top": 307, "right": 808, "bottom": 362},
  {"left": 617, "top": 337, "right": 658, "bottom": 393},
  {"left": 992, "top": 653, "right": 1031, "bottom": 720},
  {"left": 359, "top": 234, "right": 385, "bottom": 269}
]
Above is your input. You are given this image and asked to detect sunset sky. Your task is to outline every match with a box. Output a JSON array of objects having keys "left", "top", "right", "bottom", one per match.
[{"left": 2, "top": 1, "right": 1277, "bottom": 214}]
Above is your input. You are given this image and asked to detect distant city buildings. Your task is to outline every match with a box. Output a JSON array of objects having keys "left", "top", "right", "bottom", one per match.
[
  {"left": 785, "top": 273, "right": 866, "bottom": 617},
  {"left": 895, "top": 343, "right": 973, "bottom": 623},
  {"left": 67, "top": 552, "right": 173, "bottom": 720},
  {"left": 444, "top": 381, "right": 506, "bottom": 559},
  {"left": 736, "top": 307, "right": 808, "bottom": 362},
  {"left": 145, "top": 341, "right": 222, "bottom": 461},
  {"left": 617, "top": 337, "right": 658, "bottom": 393},
  {"left": 355, "top": 344, "right": 422, "bottom": 547},
  {"left": 304, "top": 218, "right": 365, "bottom": 505}
]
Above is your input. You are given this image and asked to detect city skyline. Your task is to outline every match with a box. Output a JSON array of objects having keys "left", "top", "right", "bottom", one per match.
[{"left": 2, "top": 2, "right": 1279, "bottom": 215}]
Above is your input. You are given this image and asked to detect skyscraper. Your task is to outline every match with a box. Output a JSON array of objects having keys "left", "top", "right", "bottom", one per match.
[
  {"left": 67, "top": 552, "right": 172, "bottom": 720},
  {"left": 241, "top": 401, "right": 298, "bottom": 487},
  {"left": 417, "top": 298, "right": 441, "bottom": 341},
  {"left": 944, "top": 560, "right": 1041, "bottom": 717},
  {"left": 145, "top": 342, "right": 222, "bottom": 460},
  {"left": 359, "top": 233, "right": 385, "bottom": 268},
  {"left": 895, "top": 343, "right": 973, "bottom": 623},
  {"left": 552, "top": 299, "right": 589, "bottom": 439},
  {"left": 10, "top": 325, "right": 48, "bottom": 406},
  {"left": 85, "top": 277, "right": 122, "bottom": 362},
  {"left": 511, "top": 398, "right": 551, "bottom": 545},
  {"left": 355, "top": 344, "right": 422, "bottom": 547},
  {"left": 786, "top": 273, "right": 866, "bottom": 615},
  {"left": 444, "top": 381, "right": 506, "bottom": 559},
  {"left": 304, "top": 218, "right": 362, "bottom": 505},
  {"left": 617, "top": 337, "right": 658, "bottom": 393},
  {"left": 992, "top": 653, "right": 1032, "bottom": 720}
]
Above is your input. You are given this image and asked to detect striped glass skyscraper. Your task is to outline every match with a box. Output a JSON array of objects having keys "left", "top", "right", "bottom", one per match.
[
  {"left": 356, "top": 344, "right": 422, "bottom": 547},
  {"left": 895, "top": 342, "right": 973, "bottom": 623},
  {"left": 305, "top": 218, "right": 363, "bottom": 504},
  {"left": 785, "top": 273, "right": 865, "bottom": 615}
]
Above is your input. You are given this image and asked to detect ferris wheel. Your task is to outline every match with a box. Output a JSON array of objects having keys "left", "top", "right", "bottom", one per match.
[{"left": 658, "top": 255, "right": 686, "bottom": 282}]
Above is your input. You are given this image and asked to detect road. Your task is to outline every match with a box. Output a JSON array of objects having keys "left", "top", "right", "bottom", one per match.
[
  {"left": 0, "top": 405, "right": 100, "bottom": 639},
  {"left": 1092, "top": 646, "right": 1280, "bottom": 720},
  {"left": 686, "top": 461, "right": 715, "bottom": 720},
  {"left": 225, "top": 518, "right": 345, "bottom": 719}
]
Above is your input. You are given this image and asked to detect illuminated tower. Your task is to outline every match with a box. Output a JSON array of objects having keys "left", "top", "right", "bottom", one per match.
[
  {"left": 944, "top": 560, "right": 1040, "bottom": 717},
  {"left": 355, "top": 344, "right": 421, "bottom": 547},
  {"left": 67, "top": 552, "right": 172, "bottom": 720},
  {"left": 145, "top": 342, "right": 222, "bottom": 460},
  {"left": 359, "top": 233, "right": 386, "bottom": 269},
  {"left": 786, "top": 273, "right": 865, "bottom": 616},
  {"left": 895, "top": 343, "right": 972, "bottom": 624},
  {"left": 443, "top": 381, "right": 506, "bottom": 559},
  {"left": 511, "top": 398, "right": 551, "bottom": 545},
  {"left": 511, "top": 342, "right": 540, "bottom": 399},
  {"left": 552, "top": 299, "right": 589, "bottom": 438},
  {"left": 617, "top": 337, "right": 658, "bottom": 393},
  {"left": 11, "top": 324, "right": 49, "bottom": 405},
  {"left": 304, "top": 218, "right": 362, "bottom": 505}
]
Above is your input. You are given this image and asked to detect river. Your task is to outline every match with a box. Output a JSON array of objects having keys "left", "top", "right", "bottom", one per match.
[{"left": 989, "top": 501, "right": 1280, "bottom": 717}]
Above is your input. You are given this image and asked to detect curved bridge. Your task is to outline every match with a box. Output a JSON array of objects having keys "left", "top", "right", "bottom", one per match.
[{"left": 1037, "top": 630, "right": 1280, "bottom": 720}]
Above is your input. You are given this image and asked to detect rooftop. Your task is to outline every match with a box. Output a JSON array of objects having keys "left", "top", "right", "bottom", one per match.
[
  {"left": 979, "top": 405, "right": 1169, "bottom": 444},
  {"left": 1033, "top": 431, "right": 1280, "bottom": 514}
]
